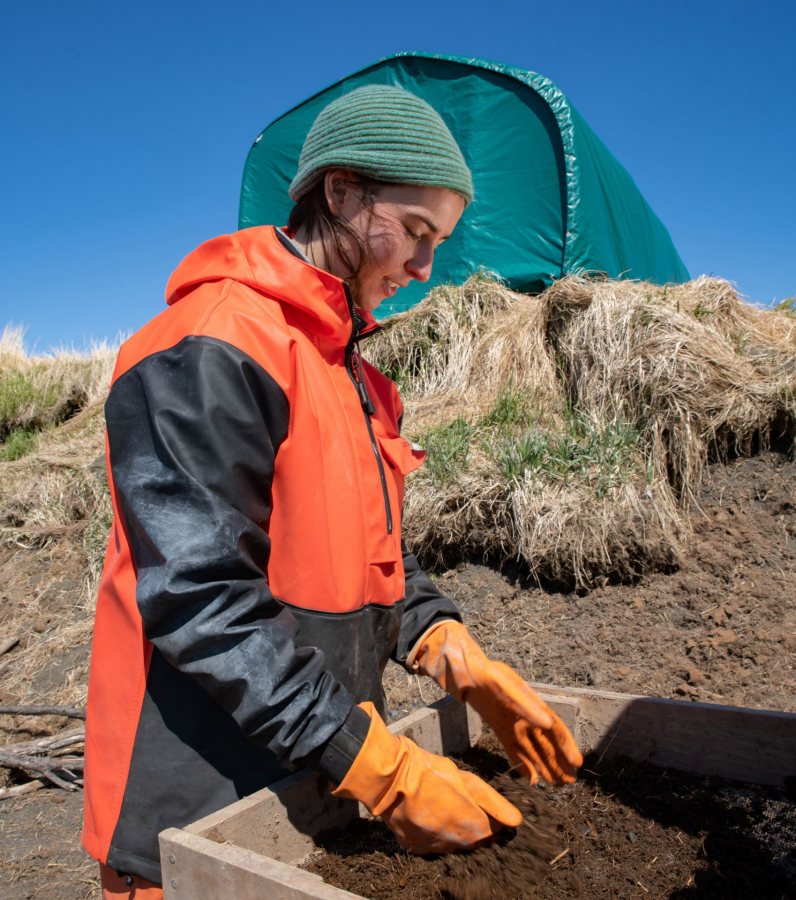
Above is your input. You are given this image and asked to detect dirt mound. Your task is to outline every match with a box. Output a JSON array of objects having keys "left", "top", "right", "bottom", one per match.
[{"left": 436, "top": 772, "right": 564, "bottom": 899}]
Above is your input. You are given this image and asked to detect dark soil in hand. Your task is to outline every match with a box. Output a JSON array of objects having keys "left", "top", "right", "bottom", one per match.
[{"left": 304, "top": 737, "right": 796, "bottom": 899}]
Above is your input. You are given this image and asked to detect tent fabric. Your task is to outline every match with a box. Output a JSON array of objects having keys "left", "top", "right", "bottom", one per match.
[{"left": 240, "top": 52, "right": 689, "bottom": 317}]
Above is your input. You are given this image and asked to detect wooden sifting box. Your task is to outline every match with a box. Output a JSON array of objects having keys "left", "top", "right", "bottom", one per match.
[{"left": 160, "top": 685, "right": 796, "bottom": 899}]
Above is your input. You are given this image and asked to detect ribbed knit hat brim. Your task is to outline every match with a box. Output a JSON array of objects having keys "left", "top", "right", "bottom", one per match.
[{"left": 289, "top": 85, "right": 473, "bottom": 204}]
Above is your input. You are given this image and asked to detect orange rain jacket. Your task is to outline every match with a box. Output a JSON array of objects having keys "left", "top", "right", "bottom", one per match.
[{"left": 82, "top": 226, "right": 460, "bottom": 883}]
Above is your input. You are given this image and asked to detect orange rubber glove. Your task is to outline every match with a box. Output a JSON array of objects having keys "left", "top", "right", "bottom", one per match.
[
  {"left": 331, "top": 701, "right": 522, "bottom": 855},
  {"left": 408, "top": 620, "right": 584, "bottom": 784}
]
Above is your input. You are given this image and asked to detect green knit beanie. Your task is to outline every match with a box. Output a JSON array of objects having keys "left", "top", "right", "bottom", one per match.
[{"left": 289, "top": 85, "right": 473, "bottom": 205}]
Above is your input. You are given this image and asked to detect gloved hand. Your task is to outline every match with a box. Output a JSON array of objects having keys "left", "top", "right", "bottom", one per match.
[
  {"left": 408, "top": 620, "right": 583, "bottom": 785},
  {"left": 331, "top": 701, "right": 521, "bottom": 855}
]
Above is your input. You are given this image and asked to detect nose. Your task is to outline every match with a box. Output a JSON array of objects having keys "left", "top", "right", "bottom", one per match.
[{"left": 405, "top": 243, "right": 434, "bottom": 283}]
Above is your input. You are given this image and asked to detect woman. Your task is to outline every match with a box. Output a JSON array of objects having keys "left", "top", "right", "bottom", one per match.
[{"left": 83, "top": 85, "right": 583, "bottom": 897}]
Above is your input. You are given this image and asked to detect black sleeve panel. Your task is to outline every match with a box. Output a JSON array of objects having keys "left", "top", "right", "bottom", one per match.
[
  {"left": 106, "top": 335, "right": 363, "bottom": 775},
  {"left": 391, "top": 543, "right": 462, "bottom": 665}
]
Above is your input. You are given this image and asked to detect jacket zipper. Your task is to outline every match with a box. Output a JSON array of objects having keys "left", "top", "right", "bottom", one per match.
[{"left": 344, "top": 291, "right": 393, "bottom": 535}]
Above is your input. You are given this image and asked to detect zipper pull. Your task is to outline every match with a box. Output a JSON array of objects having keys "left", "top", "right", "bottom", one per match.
[
  {"left": 350, "top": 348, "right": 376, "bottom": 415},
  {"left": 358, "top": 379, "right": 375, "bottom": 415}
]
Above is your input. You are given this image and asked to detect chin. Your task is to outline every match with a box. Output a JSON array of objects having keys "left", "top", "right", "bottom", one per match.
[{"left": 358, "top": 294, "right": 383, "bottom": 313}]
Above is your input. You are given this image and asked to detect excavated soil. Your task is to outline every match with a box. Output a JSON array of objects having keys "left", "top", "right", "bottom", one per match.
[
  {"left": 384, "top": 453, "right": 796, "bottom": 718},
  {"left": 304, "top": 737, "right": 796, "bottom": 899},
  {"left": 1, "top": 453, "right": 794, "bottom": 898}
]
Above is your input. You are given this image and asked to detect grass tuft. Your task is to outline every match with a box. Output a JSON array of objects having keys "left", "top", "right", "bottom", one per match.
[
  {"left": 420, "top": 417, "right": 474, "bottom": 484},
  {"left": 771, "top": 296, "right": 796, "bottom": 318},
  {"left": 0, "top": 426, "right": 38, "bottom": 460},
  {"left": 0, "top": 325, "right": 116, "bottom": 455}
]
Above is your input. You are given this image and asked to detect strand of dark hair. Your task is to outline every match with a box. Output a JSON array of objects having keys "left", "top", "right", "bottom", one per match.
[{"left": 287, "top": 174, "right": 377, "bottom": 299}]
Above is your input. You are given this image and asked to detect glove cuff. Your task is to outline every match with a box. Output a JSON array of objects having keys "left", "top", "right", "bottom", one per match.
[
  {"left": 330, "top": 701, "right": 401, "bottom": 808},
  {"left": 304, "top": 702, "right": 372, "bottom": 786},
  {"left": 406, "top": 617, "right": 468, "bottom": 672}
]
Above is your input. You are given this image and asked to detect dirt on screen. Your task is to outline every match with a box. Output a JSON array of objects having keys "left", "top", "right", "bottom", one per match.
[{"left": 305, "top": 737, "right": 796, "bottom": 900}]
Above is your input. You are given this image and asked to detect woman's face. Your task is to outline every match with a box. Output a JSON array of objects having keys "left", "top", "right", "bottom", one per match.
[{"left": 326, "top": 172, "right": 466, "bottom": 312}]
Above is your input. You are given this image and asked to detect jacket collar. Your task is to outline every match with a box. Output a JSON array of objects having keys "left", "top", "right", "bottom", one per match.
[{"left": 165, "top": 225, "right": 380, "bottom": 349}]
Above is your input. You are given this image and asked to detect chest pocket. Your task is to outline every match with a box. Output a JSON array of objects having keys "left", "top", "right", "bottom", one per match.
[{"left": 371, "top": 425, "right": 425, "bottom": 512}]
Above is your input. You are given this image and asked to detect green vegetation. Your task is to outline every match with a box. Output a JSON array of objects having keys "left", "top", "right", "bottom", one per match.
[
  {"left": 772, "top": 296, "right": 796, "bottom": 318},
  {"left": 489, "top": 415, "right": 642, "bottom": 494},
  {"left": 418, "top": 384, "right": 644, "bottom": 500},
  {"left": 478, "top": 386, "right": 535, "bottom": 428},
  {"left": 0, "top": 368, "right": 58, "bottom": 438},
  {"left": 691, "top": 300, "right": 713, "bottom": 320},
  {"left": 0, "top": 328, "right": 116, "bottom": 459},
  {"left": 420, "top": 416, "right": 473, "bottom": 484},
  {"left": 492, "top": 430, "right": 548, "bottom": 481},
  {"left": 0, "top": 364, "right": 67, "bottom": 458},
  {"left": 0, "top": 426, "right": 38, "bottom": 460}
]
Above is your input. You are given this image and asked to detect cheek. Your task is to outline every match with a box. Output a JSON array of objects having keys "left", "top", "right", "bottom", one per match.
[{"left": 364, "top": 230, "right": 404, "bottom": 273}]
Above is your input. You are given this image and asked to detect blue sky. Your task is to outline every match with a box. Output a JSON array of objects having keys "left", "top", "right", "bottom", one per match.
[{"left": 2, "top": 0, "right": 794, "bottom": 352}]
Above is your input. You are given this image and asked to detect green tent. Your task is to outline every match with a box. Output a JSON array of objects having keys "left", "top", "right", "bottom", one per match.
[{"left": 240, "top": 52, "right": 689, "bottom": 317}]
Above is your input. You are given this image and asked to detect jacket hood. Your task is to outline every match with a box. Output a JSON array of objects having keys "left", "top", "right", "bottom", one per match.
[{"left": 165, "top": 226, "right": 378, "bottom": 347}]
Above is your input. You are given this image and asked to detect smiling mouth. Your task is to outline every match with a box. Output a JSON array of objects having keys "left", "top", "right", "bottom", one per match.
[{"left": 383, "top": 278, "right": 403, "bottom": 297}]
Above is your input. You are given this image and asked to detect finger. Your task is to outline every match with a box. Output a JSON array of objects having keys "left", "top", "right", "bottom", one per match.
[
  {"left": 492, "top": 668, "right": 555, "bottom": 730},
  {"left": 527, "top": 716, "right": 583, "bottom": 783},
  {"left": 457, "top": 769, "right": 523, "bottom": 829},
  {"left": 516, "top": 728, "right": 558, "bottom": 784},
  {"left": 516, "top": 711, "right": 583, "bottom": 783},
  {"left": 550, "top": 714, "right": 585, "bottom": 770},
  {"left": 508, "top": 754, "right": 540, "bottom": 784},
  {"left": 528, "top": 726, "right": 579, "bottom": 784},
  {"left": 479, "top": 707, "right": 547, "bottom": 784},
  {"left": 388, "top": 772, "right": 495, "bottom": 854}
]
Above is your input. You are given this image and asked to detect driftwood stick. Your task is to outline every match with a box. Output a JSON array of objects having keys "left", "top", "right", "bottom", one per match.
[
  {"left": 6, "top": 726, "right": 84, "bottom": 756},
  {"left": 0, "top": 726, "right": 86, "bottom": 793},
  {"left": 0, "top": 705, "right": 86, "bottom": 719},
  {"left": 44, "top": 730, "right": 85, "bottom": 752},
  {"left": 0, "top": 750, "right": 84, "bottom": 770},
  {"left": 51, "top": 741, "right": 85, "bottom": 757},
  {"left": 0, "top": 778, "right": 46, "bottom": 800},
  {"left": 0, "top": 748, "right": 83, "bottom": 790},
  {"left": 35, "top": 769, "right": 78, "bottom": 791}
]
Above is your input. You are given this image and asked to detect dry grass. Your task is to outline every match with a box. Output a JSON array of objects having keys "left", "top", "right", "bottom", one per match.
[
  {"left": 547, "top": 277, "right": 795, "bottom": 503},
  {"left": 0, "top": 326, "right": 115, "bottom": 459},
  {"left": 1, "top": 330, "right": 114, "bottom": 724},
  {"left": 366, "top": 274, "right": 795, "bottom": 587},
  {"left": 0, "top": 424, "right": 109, "bottom": 718}
]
